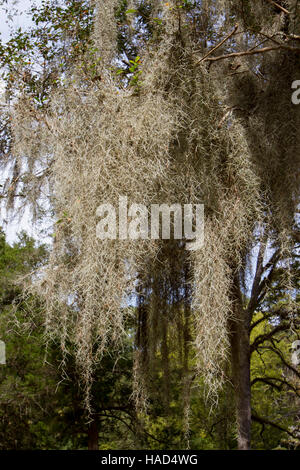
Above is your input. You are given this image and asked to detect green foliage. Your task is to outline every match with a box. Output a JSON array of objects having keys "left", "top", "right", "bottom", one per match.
[
  {"left": 0, "top": 0, "right": 94, "bottom": 103},
  {"left": 0, "top": 232, "right": 139, "bottom": 449},
  {"left": 0, "top": 229, "right": 47, "bottom": 306},
  {"left": 250, "top": 312, "right": 300, "bottom": 450},
  {"left": 0, "top": 231, "right": 56, "bottom": 449},
  {"left": 0, "top": 230, "right": 298, "bottom": 449}
]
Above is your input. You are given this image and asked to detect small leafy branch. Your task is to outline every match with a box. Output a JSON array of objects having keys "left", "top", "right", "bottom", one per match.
[
  {"left": 128, "top": 55, "right": 142, "bottom": 88},
  {"left": 115, "top": 55, "right": 143, "bottom": 90}
]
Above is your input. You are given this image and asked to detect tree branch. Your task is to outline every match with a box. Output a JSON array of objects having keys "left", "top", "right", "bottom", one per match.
[
  {"left": 196, "top": 24, "right": 238, "bottom": 63},
  {"left": 251, "top": 376, "right": 300, "bottom": 396},
  {"left": 250, "top": 322, "right": 291, "bottom": 354},
  {"left": 252, "top": 413, "right": 298, "bottom": 439},
  {"left": 264, "top": 0, "right": 290, "bottom": 14},
  {"left": 203, "top": 44, "right": 300, "bottom": 63},
  {"left": 268, "top": 341, "right": 300, "bottom": 379},
  {"left": 247, "top": 240, "right": 266, "bottom": 322}
]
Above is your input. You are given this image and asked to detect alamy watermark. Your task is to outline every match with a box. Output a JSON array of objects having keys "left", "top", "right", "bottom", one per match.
[
  {"left": 96, "top": 196, "right": 204, "bottom": 251},
  {"left": 291, "top": 340, "right": 300, "bottom": 367},
  {"left": 291, "top": 80, "right": 300, "bottom": 105},
  {"left": 0, "top": 340, "right": 5, "bottom": 365}
]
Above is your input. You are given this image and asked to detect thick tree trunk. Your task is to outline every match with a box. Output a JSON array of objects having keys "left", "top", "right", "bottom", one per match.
[
  {"left": 88, "top": 420, "right": 99, "bottom": 450},
  {"left": 229, "top": 312, "right": 252, "bottom": 450}
]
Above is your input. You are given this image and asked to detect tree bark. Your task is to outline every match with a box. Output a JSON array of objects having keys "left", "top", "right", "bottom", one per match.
[
  {"left": 88, "top": 419, "right": 99, "bottom": 450},
  {"left": 229, "top": 313, "right": 252, "bottom": 450}
]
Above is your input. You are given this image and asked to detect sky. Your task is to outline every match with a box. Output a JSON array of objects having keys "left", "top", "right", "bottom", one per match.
[{"left": 0, "top": 0, "right": 35, "bottom": 42}]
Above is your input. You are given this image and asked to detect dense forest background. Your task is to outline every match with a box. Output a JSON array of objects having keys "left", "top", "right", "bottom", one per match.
[
  {"left": 0, "top": 231, "right": 299, "bottom": 449},
  {"left": 0, "top": 0, "right": 299, "bottom": 450}
]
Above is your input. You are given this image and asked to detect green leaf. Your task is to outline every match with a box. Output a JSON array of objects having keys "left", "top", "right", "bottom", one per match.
[{"left": 125, "top": 9, "right": 138, "bottom": 15}]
